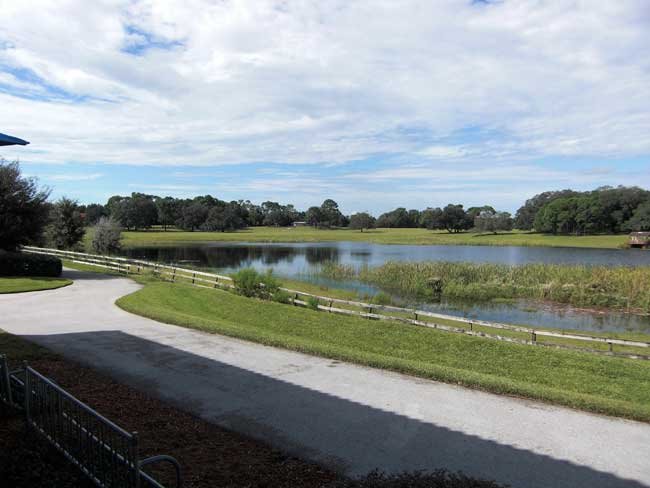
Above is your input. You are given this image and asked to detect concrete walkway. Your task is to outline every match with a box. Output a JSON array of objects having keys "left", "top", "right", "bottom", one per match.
[{"left": 1, "top": 270, "right": 649, "bottom": 488}]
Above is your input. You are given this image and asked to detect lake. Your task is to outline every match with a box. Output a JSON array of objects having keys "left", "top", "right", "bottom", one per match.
[{"left": 121, "top": 241, "right": 650, "bottom": 334}]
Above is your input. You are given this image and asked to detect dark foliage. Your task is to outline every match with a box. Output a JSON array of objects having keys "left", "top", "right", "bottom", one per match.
[
  {"left": 46, "top": 197, "right": 86, "bottom": 250},
  {"left": 0, "top": 160, "right": 51, "bottom": 251},
  {"left": 0, "top": 252, "right": 62, "bottom": 277},
  {"left": 533, "top": 186, "right": 650, "bottom": 234}
]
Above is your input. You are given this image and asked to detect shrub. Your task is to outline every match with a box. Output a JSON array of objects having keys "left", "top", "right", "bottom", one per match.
[
  {"left": 232, "top": 268, "right": 281, "bottom": 300},
  {"left": 232, "top": 268, "right": 261, "bottom": 297},
  {"left": 0, "top": 252, "right": 62, "bottom": 277},
  {"left": 91, "top": 217, "right": 122, "bottom": 255},
  {"left": 306, "top": 296, "right": 320, "bottom": 310},
  {"left": 272, "top": 289, "right": 292, "bottom": 304},
  {"left": 371, "top": 291, "right": 393, "bottom": 305}
]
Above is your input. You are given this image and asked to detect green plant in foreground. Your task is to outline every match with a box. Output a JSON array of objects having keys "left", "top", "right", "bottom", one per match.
[
  {"left": 307, "top": 295, "right": 320, "bottom": 310},
  {"left": 232, "top": 267, "right": 281, "bottom": 300}
]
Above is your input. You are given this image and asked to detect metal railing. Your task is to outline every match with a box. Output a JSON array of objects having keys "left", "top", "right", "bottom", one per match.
[
  {"left": 22, "top": 246, "right": 650, "bottom": 359},
  {"left": 0, "top": 356, "right": 181, "bottom": 488}
]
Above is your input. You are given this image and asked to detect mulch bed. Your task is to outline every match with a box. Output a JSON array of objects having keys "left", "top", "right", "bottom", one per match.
[{"left": 0, "top": 342, "right": 505, "bottom": 488}]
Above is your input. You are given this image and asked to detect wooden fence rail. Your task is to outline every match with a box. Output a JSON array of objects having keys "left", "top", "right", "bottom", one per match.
[{"left": 22, "top": 246, "right": 650, "bottom": 360}]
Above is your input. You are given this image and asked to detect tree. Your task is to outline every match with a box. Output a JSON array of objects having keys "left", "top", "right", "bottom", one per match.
[
  {"left": 305, "top": 206, "right": 323, "bottom": 227},
  {"left": 466, "top": 205, "right": 496, "bottom": 222},
  {"left": 319, "top": 199, "right": 344, "bottom": 227},
  {"left": 176, "top": 202, "right": 209, "bottom": 231},
  {"left": 47, "top": 197, "right": 86, "bottom": 249},
  {"left": 349, "top": 212, "right": 375, "bottom": 232},
  {"left": 625, "top": 201, "right": 650, "bottom": 231},
  {"left": 515, "top": 190, "right": 579, "bottom": 230},
  {"left": 91, "top": 217, "right": 122, "bottom": 254},
  {"left": 85, "top": 203, "right": 107, "bottom": 226},
  {"left": 440, "top": 204, "right": 471, "bottom": 233},
  {"left": 202, "top": 204, "right": 245, "bottom": 232},
  {"left": 261, "top": 201, "right": 298, "bottom": 226},
  {"left": 419, "top": 207, "right": 443, "bottom": 230},
  {"left": 376, "top": 207, "right": 417, "bottom": 228},
  {"left": 156, "top": 197, "right": 179, "bottom": 231},
  {"left": 474, "top": 210, "right": 513, "bottom": 234},
  {"left": 0, "top": 160, "right": 51, "bottom": 251}
]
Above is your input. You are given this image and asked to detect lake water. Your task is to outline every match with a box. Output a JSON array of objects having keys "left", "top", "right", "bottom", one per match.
[{"left": 121, "top": 242, "right": 650, "bottom": 334}]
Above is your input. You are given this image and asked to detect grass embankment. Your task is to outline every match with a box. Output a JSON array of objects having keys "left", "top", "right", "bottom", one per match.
[
  {"left": 0, "top": 277, "right": 72, "bottom": 294},
  {"left": 322, "top": 261, "right": 650, "bottom": 314},
  {"left": 116, "top": 279, "right": 650, "bottom": 422},
  {"left": 105, "top": 227, "right": 630, "bottom": 249}
]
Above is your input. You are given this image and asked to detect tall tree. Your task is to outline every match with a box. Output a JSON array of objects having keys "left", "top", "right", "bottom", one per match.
[
  {"left": 47, "top": 197, "right": 86, "bottom": 249},
  {"left": 319, "top": 199, "right": 344, "bottom": 227},
  {"left": 0, "top": 160, "right": 51, "bottom": 251}
]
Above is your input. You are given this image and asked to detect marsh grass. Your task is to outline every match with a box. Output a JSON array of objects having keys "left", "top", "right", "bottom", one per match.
[{"left": 322, "top": 261, "right": 650, "bottom": 313}]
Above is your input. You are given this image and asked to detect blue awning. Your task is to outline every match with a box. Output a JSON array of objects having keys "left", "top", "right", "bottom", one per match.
[{"left": 0, "top": 132, "right": 30, "bottom": 146}]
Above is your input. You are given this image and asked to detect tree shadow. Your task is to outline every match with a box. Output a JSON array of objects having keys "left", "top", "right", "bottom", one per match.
[
  {"left": 61, "top": 269, "right": 125, "bottom": 281},
  {"left": 20, "top": 330, "right": 648, "bottom": 488}
]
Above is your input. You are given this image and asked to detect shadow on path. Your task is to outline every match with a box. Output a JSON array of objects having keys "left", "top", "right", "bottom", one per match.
[
  {"left": 21, "top": 330, "right": 648, "bottom": 488},
  {"left": 62, "top": 269, "right": 125, "bottom": 282}
]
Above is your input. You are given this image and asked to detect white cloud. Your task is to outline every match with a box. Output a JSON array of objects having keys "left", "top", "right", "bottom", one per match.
[
  {"left": 0, "top": 0, "right": 648, "bottom": 172},
  {"left": 47, "top": 172, "right": 104, "bottom": 182}
]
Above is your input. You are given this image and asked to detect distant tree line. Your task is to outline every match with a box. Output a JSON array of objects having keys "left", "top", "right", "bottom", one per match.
[
  {"left": 5, "top": 159, "right": 650, "bottom": 256},
  {"left": 515, "top": 186, "right": 650, "bottom": 234},
  {"left": 75, "top": 185, "right": 650, "bottom": 236}
]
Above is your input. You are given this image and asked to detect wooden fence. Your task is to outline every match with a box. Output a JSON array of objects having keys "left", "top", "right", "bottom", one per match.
[{"left": 23, "top": 246, "right": 650, "bottom": 360}]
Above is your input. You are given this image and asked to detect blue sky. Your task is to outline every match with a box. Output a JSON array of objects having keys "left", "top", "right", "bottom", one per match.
[{"left": 1, "top": 1, "right": 649, "bottom": 214}]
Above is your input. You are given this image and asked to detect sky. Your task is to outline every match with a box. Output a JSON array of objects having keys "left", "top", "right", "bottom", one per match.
[{"left": 1, "top": 0, "right": 649, "bottom": 214}]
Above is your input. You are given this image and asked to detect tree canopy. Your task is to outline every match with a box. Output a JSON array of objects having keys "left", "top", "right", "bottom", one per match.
[{"left": 0, "top": 160, "right": 51, "bottom": 251}]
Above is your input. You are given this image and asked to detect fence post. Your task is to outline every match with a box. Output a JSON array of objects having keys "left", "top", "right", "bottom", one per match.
[
  {"left": 172, "top": 268, "right": 176, "bottom": 282},
  {"left": 608, "top": 342, "right": 613, "bottom": 353},
  {"left": 531, "top": 331, "right": 537, "bottom": 343},
  {"left": 214, "top": 276, "right": 218, "bottom": 288},
  {"left": 132, "top": 431, "right": 141, "bottom": 488},
  {"left": 23, "top": 362, "right": 30, "bottom": 427},
  {"left": 192, "top": 272, "right": 196, "bottom": 284}
]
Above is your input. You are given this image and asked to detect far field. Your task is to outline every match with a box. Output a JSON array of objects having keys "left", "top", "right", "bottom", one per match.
[{"left": 106, "top": 227, "right": 630, "bottom": 249}]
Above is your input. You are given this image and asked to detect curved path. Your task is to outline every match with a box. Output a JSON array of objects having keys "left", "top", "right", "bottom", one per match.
[{"left": 1, "top": 269, "right": 649, "bottom": 488}]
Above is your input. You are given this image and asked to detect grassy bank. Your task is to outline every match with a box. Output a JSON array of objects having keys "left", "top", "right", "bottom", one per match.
[
  {"left": 116, "top": 278, "right": 650, "bottom": 422},
  {"left": 104, "top": 227, "right": 630, "bottom": 249},
  {"left": 321, "top": 261, "right": 650, "bottom": 313},
  {"left": 0, "top": 277, "right": 72, "bottom": 294}
]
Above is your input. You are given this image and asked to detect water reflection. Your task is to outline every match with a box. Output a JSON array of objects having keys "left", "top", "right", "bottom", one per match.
[{"left": 121, "top": 242, "right": 650, "bottom": 334}]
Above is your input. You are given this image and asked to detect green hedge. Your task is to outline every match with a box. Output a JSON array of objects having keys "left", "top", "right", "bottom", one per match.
[{"left": 0, "top": 252, "right": 62, "bottom": 277}]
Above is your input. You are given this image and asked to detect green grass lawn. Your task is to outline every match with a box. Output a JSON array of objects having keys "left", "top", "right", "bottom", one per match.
[
  {"left": 0, "top": 277, "right": 72, "bottom": 294},
  {"left": 116, "top": 278, "right": 650, "bottom": 422},
  {"left": 105, "top": 227, "right": 630, "bottom": 249}
]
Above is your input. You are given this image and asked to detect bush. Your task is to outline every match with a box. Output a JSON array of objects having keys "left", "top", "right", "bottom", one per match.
[
  {"left": 371, "top": 291, "right": 393, "bottom": 305},
  {"left": 272, "top": 289, "right": 292, "bottom": 304},
  {"left": 0, "top": 252, "right": 62, "bottom": 277},
  {"left": 232, "top": 268, "right": 280, "bottom": 300},
  {"left": 91, "top": 217, "right": 122, "bottom": 254},
  {"left": 306, "top": 296, "right": 320, "bottom": 310}
]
